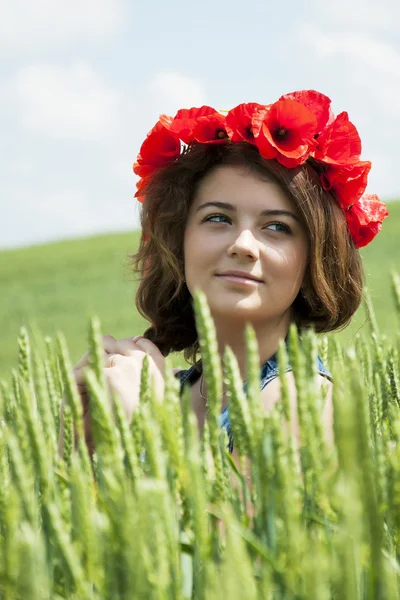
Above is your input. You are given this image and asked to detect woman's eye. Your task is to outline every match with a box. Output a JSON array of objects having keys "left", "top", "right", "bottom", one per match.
[
  {"left": 202, "top": 214, "right": 292, "bottom": 235},
  {"left": 266, "top": 222, "right": 292, "bottom": 234},
  {"left": 203, "top": 214, "right": 229, "bottom": 224}
]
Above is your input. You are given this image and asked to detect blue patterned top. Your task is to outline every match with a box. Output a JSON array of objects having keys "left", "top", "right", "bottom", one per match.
[{"left": 174, "top": 339, "right": 332, "bottom": 453}]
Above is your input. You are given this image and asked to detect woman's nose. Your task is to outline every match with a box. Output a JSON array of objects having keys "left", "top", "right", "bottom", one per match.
[{"left": 228, "top": 229, "right": 260, "bottom": 259}]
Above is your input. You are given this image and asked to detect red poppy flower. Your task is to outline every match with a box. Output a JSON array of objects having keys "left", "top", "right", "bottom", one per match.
[
  {"left": 159, "top": 106, "right": 218, "bottom": 144},
  {"left": 192, "top": 113, "right": 228, "bottom": 144},
  {"left": 252, "top": 99, "right": 318, "bottom": 166},
  {"left": 314, "top": 112, "right": 361, "bottom": 165},
  {"left": 134, "top": 175, "right": 151, "bottom": 203},
  {"left": 133, "top": 120, "right": 180, "bottom": 177},
  {"left": 133, "top": 157, "right": 154, "bottom": 178},
  {"left": 279, "top": 89, "right": 333, "bottom": 133},
  {"left": 345, "top": 194, "right": 389, "bottom": 248},
  {"left": 225, "top": 102, "right": 265, "bottom": 142},
  {"left": 132, "top": 90, "right": 388, "bottom": 247},
  {"left": 321, "top": 161, "right": 371, "bottom": 209}
]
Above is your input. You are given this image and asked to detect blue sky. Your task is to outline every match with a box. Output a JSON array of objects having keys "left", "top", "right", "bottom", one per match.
[{"left": 1, "top": 0, "right": 399, "bottom": 249}]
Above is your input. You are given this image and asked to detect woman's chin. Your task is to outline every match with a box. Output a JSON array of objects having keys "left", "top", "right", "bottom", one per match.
[{"left": 209, "top": 299, "right": 265, "bottom": 320}]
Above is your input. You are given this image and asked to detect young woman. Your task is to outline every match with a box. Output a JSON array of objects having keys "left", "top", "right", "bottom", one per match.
[{"left": 65, "top": 89, "right": 388, "bottom": 457}]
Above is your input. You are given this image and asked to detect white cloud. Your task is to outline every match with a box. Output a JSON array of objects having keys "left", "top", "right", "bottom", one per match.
[
  {"left": 365, "top": 153, "right": 397, "bottom": 201},
  {"left": 293, "top": 24, "right": 399, "bottom": 201},
  {"left": 0, "top": 69, "right": 207, "bottom": 250},
  {"left": 108, "top": 70, "right": 207, "bottom": 185},
  {"left": 6, "top": 159, "right": 37, "bottom": 178},
  {"left": 298, "top": 25, "right": 400, "bottom": 78},
  {"left": 0, "top": 0, "right": 124, "bottom": 53},
  {"left": 2, "top": 185, "right": 90, "bottom": 248},
  {"left": 6, "top": 63, "right": 121, "bottom": 140},
  {"left": 310, "top": 0, "right": 399, "bottom": 32},
  {"left": 148, "top": 71, "right": 207, "bottom": 116},
  {"left": 1, "top": 181, "right": 139, "bottom": 249},
  {"left": 296, "top": 25, "right": 400, "bottom": 123}
]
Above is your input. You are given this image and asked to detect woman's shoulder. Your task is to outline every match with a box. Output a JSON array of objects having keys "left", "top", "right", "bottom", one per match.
[
  {"left": 173, "top": 362, "right": 202, "bottom": 386},
  {"left": 172, "top": 368, "right": 184, "bottom": 376},
  {"left": 259, "top": 350, "right": 333, "bottom": 390},
  {"left": 173, "top": 352, "right": 333, "bottom": 384}
]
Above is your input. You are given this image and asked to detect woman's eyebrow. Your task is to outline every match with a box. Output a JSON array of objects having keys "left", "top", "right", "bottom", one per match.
[{"left": 195, "top": 201, "right": 301, "bottom": 224}]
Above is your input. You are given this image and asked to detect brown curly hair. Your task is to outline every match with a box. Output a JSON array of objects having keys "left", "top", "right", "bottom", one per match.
[{"left": 129, "top": 142, "right": 364, "bottom": 365}]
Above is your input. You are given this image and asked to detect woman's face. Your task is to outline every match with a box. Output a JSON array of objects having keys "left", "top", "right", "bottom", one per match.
[{"left": 183, "top": 164, "right": 309, "bottom": 328}]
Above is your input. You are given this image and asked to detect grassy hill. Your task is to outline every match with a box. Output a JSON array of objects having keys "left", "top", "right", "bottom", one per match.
[{"left": 1, "top": 200, "right": 399, "bottom": 382}]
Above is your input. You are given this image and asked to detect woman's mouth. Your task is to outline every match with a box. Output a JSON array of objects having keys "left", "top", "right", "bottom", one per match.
[{"left": 216, "top": 274, "right": 261, "bottom": 286}]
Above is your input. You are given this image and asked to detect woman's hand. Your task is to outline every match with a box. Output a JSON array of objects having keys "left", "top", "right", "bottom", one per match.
[{"left": 58, "top": 335, "right": 166, "bottom": 456}]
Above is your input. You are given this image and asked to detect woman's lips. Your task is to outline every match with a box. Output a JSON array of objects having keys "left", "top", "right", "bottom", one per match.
[{"left": 216, "top": 274, "right": 261, "bottom": 285}]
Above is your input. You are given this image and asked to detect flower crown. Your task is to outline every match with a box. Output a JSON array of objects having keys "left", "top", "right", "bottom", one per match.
[{"left": 133, "top": 89, "right": 388, "bottom": 248}]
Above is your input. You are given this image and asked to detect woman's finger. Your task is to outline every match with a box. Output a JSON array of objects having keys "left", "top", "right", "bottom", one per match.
[
  {"left": 109, "top": 336, "right": 164, "bottom": 362},
  {"left": 73, "top": 350, "right": 116, "bottom": 383},
  {"left": 134, "top": 337, "right": 165, "bottom": 371},
  {"left": 73, "top": 335, "right": 145, "bottom": 374},
  {"left": 111, "top": 337, "right": 145, "bottom": 357},
  {"left": 73, "top": 335, "right": 118, "bottom": 371},
  {"left": 104, "top": 353, "right": 120, "bottom": 368}
]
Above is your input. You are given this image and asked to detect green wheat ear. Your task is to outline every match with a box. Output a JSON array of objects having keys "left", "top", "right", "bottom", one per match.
[
  {"left": 139, "top": 351, "right": 151, "bottom": 406},
  {"left": 287, "top": 323, "right": 316, "bottom": 480},
  {"left": 223, "top": 344, "right": 253, "bottom": 456},
  {"left": 18, "top": 377, "right": 50, "bottom": 499},
  {"left": 43, "top": 350, "right": 62, "bottom": 435},
  {"left": 140, "top": 395, "right": 167, "bottom": 481},
  {"left": 87, "top": 316, "right": 107, "bottom": 387},
  {"left": 192, "top": 288, "right": 222, "bottom": 426},
  {"left": 84, "top": 367, "right": 123, "bottom": 472},
  {"left": 363, "top": 286, "right": 379, "bottom": 337},
  {"left": 56, "top": 331, "right": 93, "bottom": 480},
  {"left": 44, "top": 336, "right": 63, "bottom": 399},
  {"left": 69, "top": 453, "right": 98, "bottom": 586},
  {"left": 6, "top": 430, "right": 36, "bottom": 526},
  {"left": 112, "top": 387, "right": 142, "bottom": 485},
  {"left": 2, "top": 484, "right": 23, "bottom": 597},
  {"left": 387, "top": 349, "right": 400, "bottom": 409},
  {"left": 61, "top": 403, "right": 73, "bottom": 469},
  {"left": 159, "top": 355, "right": 185, "bottom": 481},
  {"left": 302, "top": 329, "right": 326, "bottom": 467},
  {"left": 277, "top": 338, "right": 291, "bottom": 422},
  {"left": 192, "top": 287, "right": 226, "bottom": 503},
  {"left": 31, "top": 351, "right": 57, "bottom": 458},
  {"left": 276, "top": 337, "right": 304, "bottom": 506},
  {"left": 216, "top": 504, "right": 259, "bottom": 600},
  {"left": 17, "top": 326, "right": 33, "bottom": 387},
  {"left": 43, "top": 500, "right": 92, "bottom": 599},
  {"left": 14, "top": 521, "right": 51, "bottom": 599},
  {"left": 245, "top": 323, "right": 263, "bottom": 446},
  {"left": 56, "top": 331, "right": 85, "bottom": 440}
]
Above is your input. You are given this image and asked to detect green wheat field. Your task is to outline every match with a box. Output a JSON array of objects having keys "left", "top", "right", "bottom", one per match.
[{"left": 0, "top": 201, "right": 400, "bottom": 598}]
